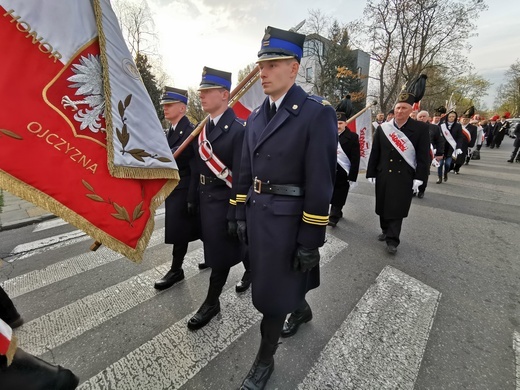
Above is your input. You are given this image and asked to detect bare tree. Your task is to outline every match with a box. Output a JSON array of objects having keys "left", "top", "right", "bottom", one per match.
[
  {"left": 186, "top": 88, "right": 205, "bottom": 125},
  {"left": 351, "top": 0, "right": 488, "bottom": 114},
  {"left": 496, "top": 60, "right": 520, "bottom": 116}
]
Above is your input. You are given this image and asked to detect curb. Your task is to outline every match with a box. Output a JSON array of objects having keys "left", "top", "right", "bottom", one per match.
[{"left": 0, "top": 213, "right": 57, "bottom": 232}]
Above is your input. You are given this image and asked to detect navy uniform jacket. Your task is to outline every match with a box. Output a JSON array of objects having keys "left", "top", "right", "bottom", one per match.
[
  {"left": 191, "top": 107, "right": 245, "bottom": 269},
  {"left": 331, "top": 129, "right": 360, "bottom": 207},
  {"left": 164, "top": 116, "right": 200, "bottom": 245},
  {"left": 236, "top": 84, "right": 337, "bottom": 316},
  {"left": 366, "top": 118, "right": 430, "bottom": 219}
]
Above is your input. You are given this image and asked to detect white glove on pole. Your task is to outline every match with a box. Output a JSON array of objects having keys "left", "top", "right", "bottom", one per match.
[
  {"left": 412, "top": 179, "right": 423, "bottom": 194},
  {"left": 367, "top": 177, "right": 376, "bottom": 185},
  {"left": 348, "top": 181, "right": 358, "bottom": 190}
]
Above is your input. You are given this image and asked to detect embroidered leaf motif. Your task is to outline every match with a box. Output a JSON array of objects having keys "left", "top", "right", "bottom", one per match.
[
  {"left": 113, "top": 202, "right": 130, "bottom": 221},
  {"left": 0, "top": 129, "right": 23, "bottom": 140},
  {"left": 82, "top": 180, "right": 94, "bottom": 192},
  {"left": 132, "top": 201, "right": 144, "bottom": 221},
  {"left": 124, "top": 94, "right": 132, "bottom": 108},
  {"left": 86, "top": 194, "right": 104, "bottom": 202},
  {"left": 157, "top": 156, "right": 172, "bottom": 162}
]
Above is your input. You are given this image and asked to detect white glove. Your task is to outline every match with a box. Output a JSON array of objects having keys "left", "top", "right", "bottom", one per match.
[
  {"left": 367, "top": 177, "right": 376, "bottom": 185},
  {"left": 455, "top": 148, "right": 462, "bottom": 156},
  {"left": 412, "top": 179, "right": 423, "bottom": 194},
  {"left": 348, "top": 181, "right": 358, "bottom": 190},
  {"left": 431, "top": 159, "right": 440, "bottom": 168}
]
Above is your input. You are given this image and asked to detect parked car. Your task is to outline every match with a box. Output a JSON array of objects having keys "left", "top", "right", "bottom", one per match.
[{"left": 506, "top": 118, "right": 520, "bottom": 138}]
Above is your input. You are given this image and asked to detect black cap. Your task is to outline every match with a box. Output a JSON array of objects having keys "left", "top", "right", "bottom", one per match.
[
  {"left": 160, "top": 86, "right": 188, "bottom": 105},
  {"left": 336, "top": 111, "right": 347, "bottom": 122},
  {"left": 198, "top": 66, "right": 232, "bottom": 91},
  {"left": 461, "top": 106, "right": 475, "bottom": 119},
  {"left": 257, "top": 26, "right": 306, "bottom": 63},
  {"left": 434, "top": 106, "right": 447, "bottom": 116},
  {"left": 396, "top": 74, "right": 427, "bottom": 106}
]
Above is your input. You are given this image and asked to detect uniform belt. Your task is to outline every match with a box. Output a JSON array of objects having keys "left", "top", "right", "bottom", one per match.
[
  {"left": 200, "top": 174, "right": 226, "bottom": 186},
  {"left": 253, "top": 178, "right": 304, "bottom": 197}
]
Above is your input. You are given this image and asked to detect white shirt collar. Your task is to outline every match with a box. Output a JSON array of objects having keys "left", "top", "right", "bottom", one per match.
[
  {"left": 269, "top": 93, "right": 287, "bottom": 110},
  {"left": 209, "top": 112, "right": 224, "bottom": 126}
]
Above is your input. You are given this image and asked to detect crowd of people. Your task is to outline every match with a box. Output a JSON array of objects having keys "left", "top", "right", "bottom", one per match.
[{"left": 2, "top": 23, "right": 519, "bottom": 390}]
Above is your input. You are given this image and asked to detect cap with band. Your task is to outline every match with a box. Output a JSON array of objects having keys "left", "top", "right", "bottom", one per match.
[
  {"left": 160, "top": 87, "right": 188, "bottom": 105},
  {"left": 257, "top": 26, "right": 306, "bottom": 63},
  {"left": 198, "top": 66, "right": 232, "bottom": 91}
]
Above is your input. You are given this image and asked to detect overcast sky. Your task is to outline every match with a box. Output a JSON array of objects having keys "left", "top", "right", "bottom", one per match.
[{"left": 146, "top": 0, "right": 520, "bottom": 110}]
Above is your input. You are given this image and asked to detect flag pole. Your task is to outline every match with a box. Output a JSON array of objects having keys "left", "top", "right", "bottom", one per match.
[
  {"left": 172, "top": 66, "right": 260, "bottom": 160},
  {"left": 345, "top": 100, "right": 378, "bottom": 125}
]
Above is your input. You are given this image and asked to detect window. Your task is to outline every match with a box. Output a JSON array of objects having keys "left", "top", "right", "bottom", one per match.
[
  {"left": 305, "top": 67, "right": 314, "bottom": 82},
  {"left": 303, "top": 39, "right": 323, "bottom": 57}
]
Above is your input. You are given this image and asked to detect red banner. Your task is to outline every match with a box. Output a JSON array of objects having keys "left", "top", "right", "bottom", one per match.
[{"left": 0, "top": 4, "right": 177, "bottom": 261}]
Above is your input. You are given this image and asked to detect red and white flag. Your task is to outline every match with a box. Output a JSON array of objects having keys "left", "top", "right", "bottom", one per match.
[
  {"left": 347, "top": 109, "right": 373, "bottom": 171},
  {"left": 0, "top": 319, "right": 17, "bottom": 365},
  {"left": 232, "top": 75, "right": 265, "bottom": 120},
  {"left": 0, "top": 1, "right": 179, "bottom": 261}
]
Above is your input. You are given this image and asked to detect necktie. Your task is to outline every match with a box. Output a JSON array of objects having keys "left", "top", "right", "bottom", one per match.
[
  {"left": 208, "top": 120, "right": 215, "bottom": 133},
  {"left": 268, "top": 102, "right": 277, "bottom": 121}
]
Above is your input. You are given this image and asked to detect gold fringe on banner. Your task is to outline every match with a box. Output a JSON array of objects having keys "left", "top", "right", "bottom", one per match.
[
  {"left": 5, "top": 335, "right": 17, "bottom": 366},
  {"left": 0, "top": 172, "right": 175, "bottom": 262}
]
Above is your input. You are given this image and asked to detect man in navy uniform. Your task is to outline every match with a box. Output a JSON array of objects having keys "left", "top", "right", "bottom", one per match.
[
  {"left": 186, "top": 67, "right": 247, "bottom": 330},
  {"left": 366, "top": 75, "right": 430, "bottom": 254},
  {"left": 236, "top": 26, "right": 337, "bottom": 389},
  {"left": 329, "top": 109, "right": 360, "bottom": 227},
  {"left": 154, "top": 87, "right": 201, "bottom": 290}
]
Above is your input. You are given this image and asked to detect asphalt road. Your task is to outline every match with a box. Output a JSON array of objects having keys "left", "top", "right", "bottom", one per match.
[{"left": 1, "top": 136, "right": 519, "bottom": 389}]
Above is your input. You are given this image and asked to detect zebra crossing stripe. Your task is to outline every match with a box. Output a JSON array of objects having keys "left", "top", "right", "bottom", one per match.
[
  {"left": 16, "top": 248, "right": 204, "bottom": 356},
  {"left": 514, "top": 332, "right": 520, "bottom": 389},
  {"left": 77, "top": 235, "right": 348, "bottom": 390},
  {"left": 1, "top": 228, "right": 167, "bottom": 299},
  {"left": 298, "top": 265, "right": 441, "bottom": 390}
]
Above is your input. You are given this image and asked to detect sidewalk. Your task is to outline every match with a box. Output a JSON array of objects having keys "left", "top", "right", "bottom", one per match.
[{"left": 0, "top": 189, "right": 55, "bottom": 231}]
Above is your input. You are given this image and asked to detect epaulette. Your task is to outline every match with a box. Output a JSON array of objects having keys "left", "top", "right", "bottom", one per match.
[
  {"left": 234, "top": 117, "right": 246, "bottom": 127},
  {"left": 307, "top": 95, "right": 331, "bottom": 106}
]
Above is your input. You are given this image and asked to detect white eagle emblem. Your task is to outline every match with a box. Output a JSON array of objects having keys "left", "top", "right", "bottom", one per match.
[{"left": 61, "top": 54, "right": 105, "bottom": 133}]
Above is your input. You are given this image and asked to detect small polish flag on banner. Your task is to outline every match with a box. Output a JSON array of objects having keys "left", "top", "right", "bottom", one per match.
[
  {"left": 347, "top": 109, "right": 373, "bottom": 171},
  {"left": 232, "top": 76, "right": 265, "bottom": 120},
  {"left": 0, "top": 319, "right": 17, "bottom": 366},
  {"left": 0, "top": 0, "right": 179, "bottom": 261}
]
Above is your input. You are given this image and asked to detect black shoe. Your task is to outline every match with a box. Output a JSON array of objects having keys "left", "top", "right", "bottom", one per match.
[
  {"left": 443, "top": 174, "right": 448, "bottom": 182},
  {"left": 436, "top": 176, "right": 442, "bottom": 184},
  {"left": 386, "top": 244, "right": 397, "bottom": 254},
  {"left": 0, "top": 348, "right": 79, "bottom": 390},
  {"left": 281, "top": 306, "right": 312, "bottom": 338},
  {"left": 239, "top": 356, "right": 274, "bottom": 390},
  {"left": 507, "top": 159, "right": 514, "bottom": 163},
  {"left": 154, "top": 269, "right": 184, "bottom": 290},
  {"left": 327, "top": 216, "right": 339, "bottom": 227},
  {"left": 412, "top": 192, "right": 417, "bottom": 197},
  {"left": 187, "top": 301, "right": 220, "bottom": 330},
  {"left": 198, "top": 262, "right": 209, "bottom": 270},
  {"left": 235, "top": 279, "right": 251, "bottom": 293},
  {"left": 454, "top": 171, "right": 459, "bottom": 175},
  {"left": 417, "top": 192, "right": 424, "bottom": 199},
  {"left": 377, "top": 233, "right": 386, "bottom": 241}
]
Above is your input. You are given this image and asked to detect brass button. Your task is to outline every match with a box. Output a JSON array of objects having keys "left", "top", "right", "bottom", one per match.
[
  {"left": 390, "top": 159, "right": 393, "bottom": 162},
  {"left": 398, "top": 171, "right": 401, "bottom": 173},
  {"left": 389, "top": 169, "right": 392, "bottom": 173}
]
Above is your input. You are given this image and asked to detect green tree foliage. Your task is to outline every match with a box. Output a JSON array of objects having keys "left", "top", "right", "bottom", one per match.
[
  {"left": 135, "top": 52, "right": 163, "bottom": 121},
  {"left": 186, "top": 88, "right": 206, "bottom": 125}
]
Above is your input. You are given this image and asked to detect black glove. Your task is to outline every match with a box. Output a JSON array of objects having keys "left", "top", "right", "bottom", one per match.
[
  {"left": 237, "top": 220, "right": 248, "bottom": 244},
  {"left": 292, "top": 246, "right": 320, "bottom": 272},
  {"left": 227, "top": 220, "right": 238, "bottom": 239},
  {"left": 187, "top": 202, "right": 197, "bottom": 216}
]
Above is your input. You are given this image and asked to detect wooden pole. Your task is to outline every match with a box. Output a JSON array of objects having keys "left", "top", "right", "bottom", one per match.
[{"left": 345, "top": 100, "right": 378, "bottom": 125}]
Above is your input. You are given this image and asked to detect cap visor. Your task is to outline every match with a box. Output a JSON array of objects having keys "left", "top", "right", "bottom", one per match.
[
  {"left": 197, "top": 84, "right": 227, "bottom": 91},
  {"left": 256, "top": 54, "right": 297, "bottom": 63},
  {"left": 160, "top": 100, "right": 182, "bottom": 105}
]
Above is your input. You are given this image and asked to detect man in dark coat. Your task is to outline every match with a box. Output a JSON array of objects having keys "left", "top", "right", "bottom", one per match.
[
  {"left": 366, "top": 75, "right": 430, "bottom": 254},
  {"left": 186, "top": 67, "right": 246, "bottom": 331},
  {"left": 154, "top": 87, "right": 201, "bottom": 290},
  {"left": 329, "top": 110, "right": 360, "bottom": 226},
  {"left": 438, "top": 110, "right": 463, "bottom": 182},
  {"left": 507, "top": 122, "right": 520, "bottom": 162},
  {"left": 235, "top": 26, "right": 337, "bottom": 390},
  {"left": 491, "top": 113, "right": 510, "bottom": 149},
  {"left": 454, "top": 107, "right": 477, "bottom": 172},
  {"left": 416, "top": 110, "right": 444, "bottom": 197}
]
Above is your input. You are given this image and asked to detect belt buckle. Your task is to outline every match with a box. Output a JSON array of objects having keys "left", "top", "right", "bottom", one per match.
[
  {"left": 200, "top": 174, "right": 205, "bottom": 185},
  {"left": 216, "top": 167, "right": 229, "bottom": 180},
  {"left": 253, "top": 177, "right": 261, "bottom": 194}
]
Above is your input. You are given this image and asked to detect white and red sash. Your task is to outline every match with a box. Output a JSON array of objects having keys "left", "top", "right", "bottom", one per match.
[
  {"left": 440, "top": 123, "right": 457, "bottom": 151},
  {"left": 381, "top": 122, "right": 416, "bottom": 170},
  {"left": 198, "top": 123, "right": 232, "bottom": 188},
  {"left": 461, "top": 125, "right": 471, "bottom": 143},
  {"left": 337, "top": 138, "right": 351, "bottom": 174},
  {"left": 0, "top": 319, "right": 17, "bottom": 365}
]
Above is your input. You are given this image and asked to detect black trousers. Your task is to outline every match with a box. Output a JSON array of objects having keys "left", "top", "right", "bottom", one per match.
[
  {"left": 331, "top": 170, "right": 350, "bottom": 209},
  {"left": 418, "top": 174, "right": 429, "bottom": 193},
  {"left": 204, "top": 268, "right": 230, "bottom": 306},
  {"left": 380, "top": 216, "right": 403, "bottom": 247},
  {"left": 0, "top": 286, "right": 20, "bottom": 324},
  {"left": 171, "top": 242, "right": 189, "bottom": 270},
  {"left": 241, "top": 250, "right": 251, "bottom": 282}
]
